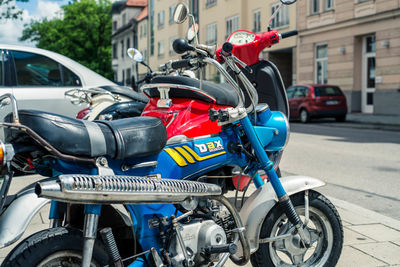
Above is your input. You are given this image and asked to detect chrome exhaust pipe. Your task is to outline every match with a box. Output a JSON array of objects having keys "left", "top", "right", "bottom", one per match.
[{"left": 35, "top": 174, "right": 222, "bottom": 204}]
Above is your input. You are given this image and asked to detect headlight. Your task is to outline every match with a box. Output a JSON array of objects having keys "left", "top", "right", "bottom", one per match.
[{"left": 255, "top": 111, "right": 289, "bottom": 152}]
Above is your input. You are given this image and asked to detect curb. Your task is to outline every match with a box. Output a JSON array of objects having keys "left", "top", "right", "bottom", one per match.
[{"left": 329, "top": 196, "right": 400, "bottom": 231}]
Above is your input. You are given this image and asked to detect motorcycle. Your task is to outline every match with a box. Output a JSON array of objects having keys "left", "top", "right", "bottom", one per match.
[{"left": 0, "top": 1, "right": 343, "bottom": 266}]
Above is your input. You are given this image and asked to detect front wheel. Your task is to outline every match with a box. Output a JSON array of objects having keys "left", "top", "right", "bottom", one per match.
[
  {"left": 2, "top": 227, "right": 109, "bottom": 267},
  {"left": 251, "top": 190, "right": 343, "bottom": 267},
  {"left": 299, "top": 109, "right": 310, "bottom": 123}
]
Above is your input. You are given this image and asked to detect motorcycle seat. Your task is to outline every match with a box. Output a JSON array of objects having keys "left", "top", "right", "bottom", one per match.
[
  {"left": 143, "top": 76, "right": 239, "bottom": 107},
  {"left": 4, "top": 110, "right": 166, "bottom": 160}
]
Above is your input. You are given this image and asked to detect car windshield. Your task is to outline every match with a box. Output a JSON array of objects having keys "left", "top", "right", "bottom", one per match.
[{"left": 314, "top": 86, "right": 342, "bottom": 97}]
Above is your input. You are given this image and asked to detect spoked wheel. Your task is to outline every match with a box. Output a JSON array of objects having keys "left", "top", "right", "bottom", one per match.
[
  {"left": 251, "top": 190, "right": 343, "bottom": 267},
  {"left": 2, "top": 227, "right": 109, "bottom": 267}
]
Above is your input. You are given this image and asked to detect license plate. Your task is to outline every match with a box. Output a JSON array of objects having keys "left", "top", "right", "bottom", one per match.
[{"left": 326, "top": 100, "right": 339, "bottom": 105}]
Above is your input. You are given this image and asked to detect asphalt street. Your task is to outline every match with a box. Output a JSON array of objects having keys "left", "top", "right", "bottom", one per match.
[{"left": 279, "top": 119, "right": 400, "bottom": 220}]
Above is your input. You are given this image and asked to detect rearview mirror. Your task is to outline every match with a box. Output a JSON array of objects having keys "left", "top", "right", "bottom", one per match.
[
  {"left": 173, "top": 3, "right": 188, "bottom": 24},
  {"left": 280, "top": 0, "right": 296, "bottom": 4},
  {"left": 127, "top": 48, "right": 143, "bottom": 63}
]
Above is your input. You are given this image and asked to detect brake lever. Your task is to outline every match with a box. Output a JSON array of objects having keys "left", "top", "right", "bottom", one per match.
[{"left": 232, "top": 56, "right": 253, "bottom": 74}]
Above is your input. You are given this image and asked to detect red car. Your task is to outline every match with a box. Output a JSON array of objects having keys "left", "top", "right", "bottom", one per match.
[{"left": 286, "top": 84, "right": 347, "bottom": 123}]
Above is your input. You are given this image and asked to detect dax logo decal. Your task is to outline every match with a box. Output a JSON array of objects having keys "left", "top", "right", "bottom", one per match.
[
  {"left": 163, "top": 139, "right": 226, "bottom": 167},
  {"left": 195, "top": 140, "right": 224, "bottom": 153}
]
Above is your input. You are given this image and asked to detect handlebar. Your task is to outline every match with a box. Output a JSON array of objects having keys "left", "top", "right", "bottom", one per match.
[
  {"left": 280, "top": 30, "right": 298, "bottom": 39},
  {"left": 171, "top": 59, "right": 192, "bottom": 70}
]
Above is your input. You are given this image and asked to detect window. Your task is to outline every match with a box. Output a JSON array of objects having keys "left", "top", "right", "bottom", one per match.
[
  {"left": 126, "top": 68, "right": 131, "bottom": 85},
  {"left": 121, "top": 40, "right": 124, "bottom": 58},
  {"left": 113, "top": 43, "right": 117, "bottom": 59},
  {"left": 253, "top": 9, "right": 261, "bottom": 33},
  {"left": 140, "top": 22, "right": 147, "bottom": 38},
  {"left": 0, "top": 50, "right": 3, "bottom": 86},
  {"left": 286, "top": 87, "right": 296, "bottom": 98},
  {"left": 311, "top": 0, "right": 319, "bottom": 14},
  {"left": 122, "top": 14, "right": 126, "bottom": 26},
  {"left": 62, "top": 66, "right": 81, "bottom": 86},
  {"left": 315, "top": 44, "right": 328, "bottom": 84},
  {"left": 13, "top": 50, "right": 62, "bottom": 86},
  {"left": 169, "top": 4, "right": 176, "bottom": 24},
  {"left": 226, "top": 15, "right": 239, "bottom": 39},
  {"left": 325, "top": 0, "right": 333, "bottom": 10},
  {"left": 113, "top": 21, "right": 117, "bottom": 31},
  {"left": 158, "top": 41, "right": 165, "bottom": 57},
  {"left": 142, "top": 49, "right": 148, "bottom": 62},
  {"left": 271, "top": 3, "right": 289, "bottom": 29},
  {"left": 169, "top": 37, "right": 177, "bottom": 55},
  {"left": 206, "top": 0, "right": 217, "bottom": 8},
  {"left": 122, "top": 69, "right": 125, "bottom": 85},
  {"left": 158, "top": 10, "right": 165, "bottom": 29},
  {"left": 126, "top": 38, "right": 130, "bottom": 50},
  {"left": 206, "top": 23, "right": 217, "bottom": 45},
  {"left": 314, "top": 86, "right": 342, "bottom": 96},
  {"left": 294, "top": 87, "right": 308, "bottom": 97}
]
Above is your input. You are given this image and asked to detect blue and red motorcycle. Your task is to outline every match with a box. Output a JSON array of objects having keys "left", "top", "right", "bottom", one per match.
[{"left": 0, "top": 1, "right": 342, "bottom": 266}]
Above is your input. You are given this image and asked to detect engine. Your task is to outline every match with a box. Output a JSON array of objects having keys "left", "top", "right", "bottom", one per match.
[{"left": 168, "top": 219, "right": 227, "bottom": 266}]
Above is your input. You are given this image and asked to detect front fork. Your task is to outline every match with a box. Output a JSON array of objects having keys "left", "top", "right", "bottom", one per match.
[
  {"left": 240, "top": 117, "right": 309, "bottom": 245},
  {"left": 49, "top": 201, "right": 102, "bottom": 267}
]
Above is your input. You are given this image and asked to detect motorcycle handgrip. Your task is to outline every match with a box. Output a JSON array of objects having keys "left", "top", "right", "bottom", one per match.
[
  {"left": 280, "top": 30, "right": 298, "bottom": 39},
  {"left": 171, "top": 59, "right": 192, "bottom": 70}
]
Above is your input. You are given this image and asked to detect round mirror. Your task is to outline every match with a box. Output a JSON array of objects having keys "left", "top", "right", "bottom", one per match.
[
  {"left": 173, "top": 3, "right": 188, "bottom": 24},
  {"left": 186, "top": 23, "right": 199, "bottom": 42},
  {"left": 127, "top": 48, "right": 143, "bottom": 62},
  {"left": 280, "top": 0, "right": 296, "bottom": 4}
]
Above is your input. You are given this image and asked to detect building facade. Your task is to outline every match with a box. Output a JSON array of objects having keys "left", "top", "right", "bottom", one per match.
[
  {"left": 111, "top": 0, "right": 147, "bottom": 86},
  {"left": 132, "top": 0, "right": 297, "bottom": 86},
  {"left": 296, "top": 0, "right": 400, "bottom": 114}
]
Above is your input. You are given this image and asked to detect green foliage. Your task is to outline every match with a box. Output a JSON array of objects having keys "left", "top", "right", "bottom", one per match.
[
  {"left": 20, "top": 0, "right": 113, "bottom": 80},
  {"left": 0, "top": 0, "right": 28, "bottom": 20}
]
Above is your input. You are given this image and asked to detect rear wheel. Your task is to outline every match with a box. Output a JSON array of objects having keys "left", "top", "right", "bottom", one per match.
[
  {"left": 2, "top": 227, "right": 109, "bottom": 267},
  {"left": 299, "top": 109, "right": 310, "bottom": 123},
  {"left": 251, "top": 190, "right": 343, "bottom": 267}
]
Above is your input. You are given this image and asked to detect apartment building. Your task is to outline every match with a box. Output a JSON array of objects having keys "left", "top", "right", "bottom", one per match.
[
  {"left": 111, "top": 0, "right": 147, "bottom": 86},
  {"left": 199, "top": 0, "right": 297, "bottom": 86},
  {"left": 296, "top": 0, "right": 400, "bottom": 115},
  {"left": 130, "top": 0, "right": 297, "bottom": 85}
]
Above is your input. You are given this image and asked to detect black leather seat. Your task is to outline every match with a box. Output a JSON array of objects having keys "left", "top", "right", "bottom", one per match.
[
  {"left": 143, "top": 76, "right": 239, "bottom": 107},
  {"left": 4, "top": 110, "right": 166, "bottom": 160}
]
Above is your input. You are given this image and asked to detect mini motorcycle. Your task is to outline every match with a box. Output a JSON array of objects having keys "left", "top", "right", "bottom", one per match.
[{"left": 0, "top": 1, "right": 343, "bottom": 266}]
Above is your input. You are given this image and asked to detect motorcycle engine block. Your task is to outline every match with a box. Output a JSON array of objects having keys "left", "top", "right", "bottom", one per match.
[{"left": 169, "top": 219, "right": 227, "bottom": 266}]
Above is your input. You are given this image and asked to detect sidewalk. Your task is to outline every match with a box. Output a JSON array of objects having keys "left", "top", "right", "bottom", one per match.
[
  {"left": 1, "top": 178, "right": 400, "bottom": 265},
  {"left": 347, "top": 112, "right": 400, "bottom": 127}
]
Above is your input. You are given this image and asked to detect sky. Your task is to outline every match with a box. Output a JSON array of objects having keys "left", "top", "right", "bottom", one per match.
[{"left": 0, "top": 0, "right": 70, "bottom": 46}]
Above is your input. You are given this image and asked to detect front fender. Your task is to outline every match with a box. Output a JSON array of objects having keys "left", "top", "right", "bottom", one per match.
[
  {"left": 0, "top": 188, "right": 50, "bottom": 248},
  {"left": 240, "top": 176, "right": 326, "bottom": 254}
]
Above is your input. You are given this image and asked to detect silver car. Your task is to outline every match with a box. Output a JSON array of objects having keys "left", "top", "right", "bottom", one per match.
[{"left": 0, "top": 44, "right": 116, "bottom": 118}]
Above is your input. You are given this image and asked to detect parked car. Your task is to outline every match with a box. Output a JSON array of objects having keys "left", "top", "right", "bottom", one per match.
[
  {"left": 286, "top": 84, "right": 347, "bottom": 123},
  {"left": 0, "top": 44, "right": 116, "bottom": 119}
]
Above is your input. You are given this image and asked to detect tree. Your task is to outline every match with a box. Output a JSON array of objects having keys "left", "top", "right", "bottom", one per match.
[
  {"left": 0, "top": 0, "right": 28, "bottom": 20},
  {"left": 20, "top": 0, "right": 113, "bottom": 80}
]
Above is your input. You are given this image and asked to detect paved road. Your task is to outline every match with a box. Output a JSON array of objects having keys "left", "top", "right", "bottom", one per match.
[{"left": 279, "top": 120, "right": 400, "bottom": 220}]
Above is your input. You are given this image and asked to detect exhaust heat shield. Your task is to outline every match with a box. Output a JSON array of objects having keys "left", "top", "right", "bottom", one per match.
[{"left": 35, "top": 174, "right": 221, "bottom": 204}]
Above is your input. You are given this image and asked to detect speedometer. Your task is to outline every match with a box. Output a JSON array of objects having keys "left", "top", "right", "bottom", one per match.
[{"left": 228, "top": 31, "right": 256, "bottom": 45}]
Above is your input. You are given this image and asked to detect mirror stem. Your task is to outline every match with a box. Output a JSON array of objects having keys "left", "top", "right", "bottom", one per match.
[
  {"left": 188, "top": 14, "right": 199, "bottom": 45},
  {"left": 141, "top": 61, "right": 153, "bottom": 73}
]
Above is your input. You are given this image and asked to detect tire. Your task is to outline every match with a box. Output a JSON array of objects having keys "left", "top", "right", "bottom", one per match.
[
  {"left": 299, "top": 109, "right": 310, "bottom": 123},
  {"left": 251, "top": 190, "right": 343, "bottom": 267},
  {"left": 2, "top": 227, "right": 109, "bottom": 267},
  {"left": 335, "top": 115, "right": 346, "bottom": 122}
]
